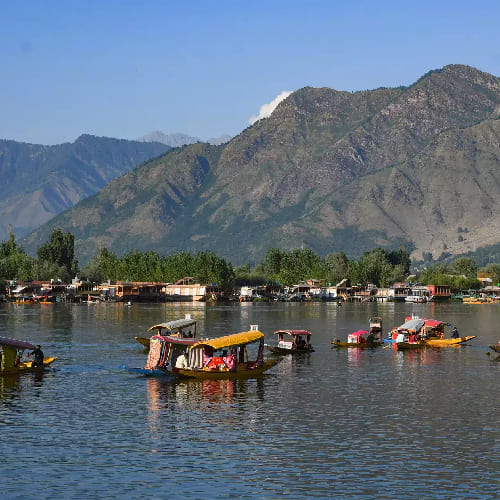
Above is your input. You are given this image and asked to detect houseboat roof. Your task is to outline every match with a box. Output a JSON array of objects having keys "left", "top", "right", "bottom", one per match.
[
  {"left": 273, "top": 329, "right": 312, "bottom": 337},
  {"left": 191, "top": 331, "right": 263, "bottom": 350},
  {"left": 0, "top": 336, "right": 37, "bottom": 349},
  {"left": 148, "top": 318, "right": 197, "bottom": 332}
]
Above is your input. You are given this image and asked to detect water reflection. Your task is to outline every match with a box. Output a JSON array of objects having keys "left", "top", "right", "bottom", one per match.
[{"left": 0, "top": 370, "right": 46, "bottom": 400}]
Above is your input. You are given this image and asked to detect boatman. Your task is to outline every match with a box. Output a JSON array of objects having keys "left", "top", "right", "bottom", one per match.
[
  {"left": 451, "top": 327, "right": 459, "bottom": 339},
  {"left": 30, "top": 345, "right": 44, "bottom": 368}
]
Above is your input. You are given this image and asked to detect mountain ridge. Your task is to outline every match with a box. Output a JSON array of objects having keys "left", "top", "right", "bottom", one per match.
[{"left": 22, "top": 64, "right": 500, "bottom": 265}]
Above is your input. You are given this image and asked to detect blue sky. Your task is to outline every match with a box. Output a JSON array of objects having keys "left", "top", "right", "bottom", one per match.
[{"left": 1, "top": 0, "right": 499, "bottom": 145}]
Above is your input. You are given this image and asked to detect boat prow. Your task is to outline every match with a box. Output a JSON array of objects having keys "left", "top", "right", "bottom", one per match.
[{"left": 424, "top": 336, "right": 477, "bottom": 347}]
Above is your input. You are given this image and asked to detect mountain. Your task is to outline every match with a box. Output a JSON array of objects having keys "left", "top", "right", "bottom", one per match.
[
  {"left": 138, "top": 131, "right": 200, "bottom": 147},
  {"left": 23, "top": 65, "right": 500, "bottom": 265},
  {"left": 0, "top": 135, "right": 169, "bottom": 241},
  {"left": 139, "top": 131, "right": 232, "bottom": 146}
]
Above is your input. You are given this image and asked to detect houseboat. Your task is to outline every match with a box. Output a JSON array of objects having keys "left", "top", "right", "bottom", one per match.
[{"left": 405, "top": 286, "right": 432, "bottom": 303}]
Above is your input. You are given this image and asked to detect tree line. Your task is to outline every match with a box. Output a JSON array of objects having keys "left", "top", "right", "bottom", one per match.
[{"left": 1, "top": 228, "right": 499, "bottom": 293}]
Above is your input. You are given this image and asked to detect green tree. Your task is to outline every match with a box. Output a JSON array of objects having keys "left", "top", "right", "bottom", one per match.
[
  {"left": 324, "top": 252, "right": 349, "bottom": 285},
  {"left": 449, "top": 257, "right": 477, "bottom": 278},
  {"left": 37, "top": 228, "right": 78, "bottom": 278}
]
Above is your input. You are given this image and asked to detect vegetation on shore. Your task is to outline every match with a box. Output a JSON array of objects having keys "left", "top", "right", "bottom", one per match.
[{"left": 2, "top": 228, "right": 499, "bottom": 294}]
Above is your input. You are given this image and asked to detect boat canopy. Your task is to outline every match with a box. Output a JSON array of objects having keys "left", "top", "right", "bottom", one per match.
[
  {"left": 273, "top": 329, "right": 311, "bottom": 337},
  {"left": 348, "top": 330, "right": 370, "bottom": 338},
  {"left": 421, "top": 318, "right": 445, "bottom": 327},
  {"left": 396, "top": 318, "right": 425, "bottom": 332},
  {"left": 0, "top": 336, "right": 36, "bottom": 349},
  {"left": 191, "top": 331, "right": 264, "bottom": 350},
  {"left": 148, "top": 319, "right": 197, "bottom": 332},
  {"left": 151, "top": 335, "right": 198, "bottom": 346}
]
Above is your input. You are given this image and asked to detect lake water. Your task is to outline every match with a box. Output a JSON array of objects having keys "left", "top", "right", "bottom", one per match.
[{"left": 0, "top": 301, "right": 499, "bottom": 499}]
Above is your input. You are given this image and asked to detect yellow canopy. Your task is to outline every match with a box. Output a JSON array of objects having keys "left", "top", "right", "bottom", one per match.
[{"left": 191, "top": 330, "right": 263, "bottom": 350}]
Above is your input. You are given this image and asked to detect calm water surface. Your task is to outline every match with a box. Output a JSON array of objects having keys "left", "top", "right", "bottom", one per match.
[{"left": 0, "top": 301, "right": 499, "bottom": 499}]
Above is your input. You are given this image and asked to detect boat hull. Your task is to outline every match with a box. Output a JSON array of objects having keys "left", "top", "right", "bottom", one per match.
[
  {"left": 173, "top": 358, "right": 281, "bottom": 379},
  {"left": 0, "top": 357, "right": 58, "bottom": 375},
  {"left": 331, "top": 341, "right": 383, "bottom": 348},
  {"left": 488, "top": 345, "right": 500, "bottom": 353},
  {"left": 395, "top": 342, "right": 426, "bottom": 350},
  {"left": 424, "top": 336, "right": 476, "bottom": 347},
  {"left": 266, "top": 345, "right": 314, "bottom": 354}
]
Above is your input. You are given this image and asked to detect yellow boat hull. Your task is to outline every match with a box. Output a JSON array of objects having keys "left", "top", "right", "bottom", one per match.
[
  {"left": 0, "top": 357, "right": 58, "bottom": 375},
  {"left": 173, "top": 358, "right": 281, "bottom": 380},
  {"left": 424, "top": 336, "right": 476, "bottom": 347}
]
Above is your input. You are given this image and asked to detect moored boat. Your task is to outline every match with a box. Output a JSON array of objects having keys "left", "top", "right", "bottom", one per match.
[
  {"left": 0, "top": 336, "right": 57, "bottom": 375},
  {"left": 266, "top": 329, "right": 314, "bottom": 354},
  {"left": 129, "top": 328, "right": 281, "bottom": 379},
  {"left": 332, "top": 317, "right": 384, "bottom": 347}
]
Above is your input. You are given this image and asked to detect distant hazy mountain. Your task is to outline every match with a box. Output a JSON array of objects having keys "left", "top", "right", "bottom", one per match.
[
  {"left": 138, "top": 131, "right": 200, "bottom": 147},
  {"left": 24, "top": 65, "right": 500, "bottom": 265},
  {"left": 0, "top": 135, "right": 169, "bottom": 241},
  {"left": 139, "top": 131, "right": 232, "bottom": 146},
  {"left": 205, "top": 134, "right": 232, "bottom": 145}
]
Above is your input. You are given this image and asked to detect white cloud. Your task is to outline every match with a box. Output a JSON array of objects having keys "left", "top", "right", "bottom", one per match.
[{"left": 249, "top": 90, "right": 293, "bottom": 125}]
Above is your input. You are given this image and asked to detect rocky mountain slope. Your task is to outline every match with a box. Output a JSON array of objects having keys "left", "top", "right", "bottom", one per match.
[
  {"left": 0, "top": 135, "right": 169, "bottom": 241},
  {"left": 23, "top": 65, "right": 500, "bottom": 265}
]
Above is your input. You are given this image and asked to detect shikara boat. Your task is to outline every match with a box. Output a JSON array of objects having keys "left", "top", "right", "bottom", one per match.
[
  {"left": 332, "top": 317, "right": 384, "bottom": 347},
  {"left": 266, "top": 329, "right": 314, "bottom": 354},
  {"left": 0, "top": 336, "right": 57, "bottom": 375},
  {"left": 129, "top": 329, "right": 281, "bottom": 379},
  {"left": 134, "top": 317, "right": 198, "bottom": 347},
  {"left": 390, "top": 315, "right": 476, "bottom": 349}
]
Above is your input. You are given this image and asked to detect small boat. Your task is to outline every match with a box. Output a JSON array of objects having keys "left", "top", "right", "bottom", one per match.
[
  {"left": 134, "top": 316, "right": 197, "bottom": 347},
  {"left": 0, "top": 336, "right": 57, "bottom": 375},
  {"left": 129, "top": 329, "right": 281, "bottom": 379},
  {"left": 332, "top": 317, "right": 384, "bottom": 347},
  {"left": 390, "top": 315, "right": 476, "bottom": 349},
  {"left": 266, "top": 329, "right": 314, "bottom": 354},
  {"left": 488, "top": 344, "right": 500, "bottom": 354}
]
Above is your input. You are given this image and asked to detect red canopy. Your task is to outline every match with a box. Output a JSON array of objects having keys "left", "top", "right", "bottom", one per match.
[
  {"left": 422, "top": 319, "right": 445, "bottom": 327},
  {"left": 348, "top": 330, "right": 369, "bottom": 338}
]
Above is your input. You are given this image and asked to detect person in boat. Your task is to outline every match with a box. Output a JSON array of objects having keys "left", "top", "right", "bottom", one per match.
[
  {"left": 175, "top": 350, "right": 189, "bottom": 369},
  {"left": 29, "top": 345, "right": 44, "bottom": 368},
  {"left": 451, "top": 326, "right": 459, "bottom": 339},
  {"left": 366, "top": 332, "right": 375, "bottom": 345},
  {"left": 296, "top": 336, "right": 306, "bottom": 349}
]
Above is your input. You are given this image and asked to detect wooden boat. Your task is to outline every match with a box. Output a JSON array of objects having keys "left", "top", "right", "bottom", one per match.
[
  {"left": 134, "top": 316, "right": 198, "bottom": 347},
  {"left": 266, "top": 329, "right": 314, "bottom": 354},
  {"left": 390, "top": 315, "right": 475, "bottom": 349},
  {"left": 332, "top": 317, "right": 384, "bottom": 347},
  {"left": 0, "top": 336, "right": 57, "bottom": 375},
  {"left": 130, "top": 329, "right": 281, "bottom": 379},
  {"left": 488, "top": 344, "right": 500, "bottom": 353},
  {"left": 424, "top": 336, "right": 476, "bottom": 347}
]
